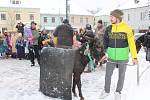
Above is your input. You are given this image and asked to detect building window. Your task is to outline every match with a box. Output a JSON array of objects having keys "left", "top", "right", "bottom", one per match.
[
  {"left": 44, "top": 17, "right": 47, "bottom": 23},
  {"left": 71, "top": 17, "right": 74, "bottom": 23},
  {"left": 60, "top": 17, "right": 63, "bottom": 22},
  {"left": 16, "top": 14, "right": 21, "bottom": 20},
  {"left": 149, "top": 11, "right": 150, "bottom": 20},
  {"left": 80, "top": 17, "right": 83, "bottom": 23},
  {"left": 140, "top": 12, "right": 143, "bottom": 20},
  {"left": 2, "top": 27, "right": 7, "bottom": 33},
  {"left": 12, "top": 0, "right": 16, "bottom": 4},
  {"left": 141, "top": 12, "right": 147, "bottom": 21},
  {"left": 86, "top": 17, "right": 88, "bottom": 23},
  {"left": 145, "top": 10, "right": 148, "bottom": 20},
  {"left": 127, "top": 14, "right": 130, "bottom": 21},
  {"left": 29, "top": 14, "right": 34, "bottom": 20},
  {"left": 1, "top": 13, "right": 6, "bottom": 20},
  {"left": 52, "top": 17, "right": 55, "bottom": 23},
  {"left": 16, "top": 0, "right": 20, "bottom": 4},
  {"left": 10, "top": 0, "right": 21, "bottom": 4}
]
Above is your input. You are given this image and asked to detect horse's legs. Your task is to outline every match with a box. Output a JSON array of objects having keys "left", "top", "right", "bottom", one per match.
[
  {"left": 72, "top": 74, "right": 77, "bottom": 97},
  {"left": 76, "top": 74, "right": 84, "bottom": 100}
]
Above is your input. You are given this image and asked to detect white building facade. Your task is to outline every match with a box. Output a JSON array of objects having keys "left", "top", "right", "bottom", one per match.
[{"left": 122, "top": 5, "right": 150, "bottom": 32}]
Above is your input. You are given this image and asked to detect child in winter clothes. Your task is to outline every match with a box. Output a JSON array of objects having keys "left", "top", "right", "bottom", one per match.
[
  {"left": 0, "top": 33, "right": 7, "bottom": 58},
  {"left": 15, "top": 33, "right": 26, "bottom": 60}
]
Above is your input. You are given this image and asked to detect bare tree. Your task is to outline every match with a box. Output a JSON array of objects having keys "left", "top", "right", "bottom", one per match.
[{"left": 6, "top": 8, "right": 17, "bottom": 31}]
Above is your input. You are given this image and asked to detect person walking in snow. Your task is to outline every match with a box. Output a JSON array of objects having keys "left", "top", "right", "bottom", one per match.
[
  {"left": 99, "top": 9, "right": 138, "bottom": 100},
  {"left": 27, "top": 21, "right": 40, "bottom": 66}
]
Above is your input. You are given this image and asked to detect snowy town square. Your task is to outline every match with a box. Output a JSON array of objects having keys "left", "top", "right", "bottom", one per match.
[
  {"left": 1, "top": 0, "right": 150, "bottom": 100},
  {"left": 0, "top": 49, "right": 150, "bottom": 100}
]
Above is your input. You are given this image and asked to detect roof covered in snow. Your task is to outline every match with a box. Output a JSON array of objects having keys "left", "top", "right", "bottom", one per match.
[{"left": 118, "top": 0, "right": 149, "bottom": 10}]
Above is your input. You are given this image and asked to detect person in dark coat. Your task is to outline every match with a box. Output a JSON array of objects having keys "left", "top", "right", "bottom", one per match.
[
  {"left": 15, "top": 33, "right": 26, "bottom": 60},
  {"left": 53, "top": 19, "right": 73, "bottom": 48},
  {"left": 16, "top": 22, "right": 25, "bottom": 36},
  {"left": 135, "top": 33, "right": 145, "bottom": 53},
  {"left": 143, "top": 26, "right": 150, "bottom": 62}
]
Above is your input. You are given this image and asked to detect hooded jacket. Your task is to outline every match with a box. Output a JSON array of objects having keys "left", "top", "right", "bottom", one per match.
[
  {"left": 53, "top": 24, "right": 73, "bottom": 47},
  {"left": 104, "top": 21, "right": 137, "bottom": 60}
]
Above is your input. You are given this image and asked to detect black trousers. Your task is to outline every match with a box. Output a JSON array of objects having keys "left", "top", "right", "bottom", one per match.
[{"left": 28, "top": 45, "right": 40, "bottom": 65}]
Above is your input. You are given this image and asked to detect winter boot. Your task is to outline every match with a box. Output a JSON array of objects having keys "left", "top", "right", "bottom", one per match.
[
  {"left": 114, "top": 92, "right": 121, "bottom": 100},
  {"left": 31, "top": 62, "right": 35, "bottom": 66},
  {"left": 99, "top": 90, "right": 109, "bottom": 99}
]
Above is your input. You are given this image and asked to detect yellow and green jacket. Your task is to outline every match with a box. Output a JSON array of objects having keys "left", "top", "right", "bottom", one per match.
[{"left": 104, "top": 21, "right": 137, "bottom": 60}]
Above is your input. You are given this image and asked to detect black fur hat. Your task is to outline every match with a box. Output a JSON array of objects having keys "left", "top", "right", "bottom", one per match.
[
  {"left": 86, "top": 24, "right": 92, "bottom": 30},
  {"left": 63, "top": 19, "right": 69, "bottom": 24},
  {"left": 31, "top": 21, "right": 37, "bottom": 25},
  {"left": 98, "top": 20, "right": 103, "bottom": 24}
]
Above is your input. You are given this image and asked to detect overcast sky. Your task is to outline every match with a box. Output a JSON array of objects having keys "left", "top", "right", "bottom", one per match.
[
  {"left": 33, "top": 0, "right": 132, "bottom": 14},
  {"left": 33, "top": 0, "right": 147, "bottom": 14},
  {"left": 0, "top": 0, "right": 148, "bottom": 15}
]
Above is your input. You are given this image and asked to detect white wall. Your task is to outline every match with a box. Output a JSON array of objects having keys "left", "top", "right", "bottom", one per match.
[{"left": 122, "top": 6, "right": 150, "bottom": 32}]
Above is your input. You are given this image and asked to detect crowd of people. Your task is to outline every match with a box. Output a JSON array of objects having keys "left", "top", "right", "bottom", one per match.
[
  {"left": 0, "top": 21, "right": 54, "bottom": 64},
  {"left": 0, "top": 31, "right": 13, "bottom": 59},
  {"left": 0, "top": 18, "right": 106, "bottom": 68}
]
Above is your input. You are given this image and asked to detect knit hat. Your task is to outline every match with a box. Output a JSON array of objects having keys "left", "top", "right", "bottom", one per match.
[{"left": 110, "top": 9, "right": 123, "bottom": 21}]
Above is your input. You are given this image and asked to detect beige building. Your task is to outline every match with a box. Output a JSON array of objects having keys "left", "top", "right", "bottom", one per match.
[
  {"left": 40, "top": 13, "right": 94, "bottom": 31},
  {"left": 69, "top": 15, "right": 94, "bottom": 29},
  {"left": 0, "top": 7, "right": 40, "bottom": 32}
]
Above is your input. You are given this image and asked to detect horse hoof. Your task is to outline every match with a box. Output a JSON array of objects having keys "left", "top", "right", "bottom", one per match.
[
  {"left": 80, "top": 97, "right": 84, "bottom": 100},
  {"left": 73, "top": 93, "right": 77, "bottom": 97}
]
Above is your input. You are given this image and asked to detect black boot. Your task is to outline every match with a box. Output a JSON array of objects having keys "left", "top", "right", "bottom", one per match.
[{"left": 31, "top": 62, "right": 35, "bottom": 66}]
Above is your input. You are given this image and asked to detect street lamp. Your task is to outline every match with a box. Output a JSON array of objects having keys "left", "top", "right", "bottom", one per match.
[{"left": 66, "top": 0, "right": 70, "bottom": 21}]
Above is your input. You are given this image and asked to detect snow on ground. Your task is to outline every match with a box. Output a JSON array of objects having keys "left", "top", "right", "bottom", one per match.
[{"left": 0, "top": 49, "right": 150, "bottom": 100}]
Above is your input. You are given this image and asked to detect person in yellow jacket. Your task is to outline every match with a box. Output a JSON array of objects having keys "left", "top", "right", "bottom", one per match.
[{"left": 100, "top": 9, "right": 138, "bottom": 100}]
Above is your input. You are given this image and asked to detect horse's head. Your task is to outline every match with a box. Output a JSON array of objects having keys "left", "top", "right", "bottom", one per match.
[
  {"left": 93, "top": 37, "right": 104, "bottom": 52},
  {"left": 90, "top": 37, "right": 106, "bottom": 64}
]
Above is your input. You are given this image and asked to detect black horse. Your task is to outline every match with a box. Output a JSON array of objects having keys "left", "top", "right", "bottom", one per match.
[{"left": 72, "top": 37, "right": 105, "bottom": 100}]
